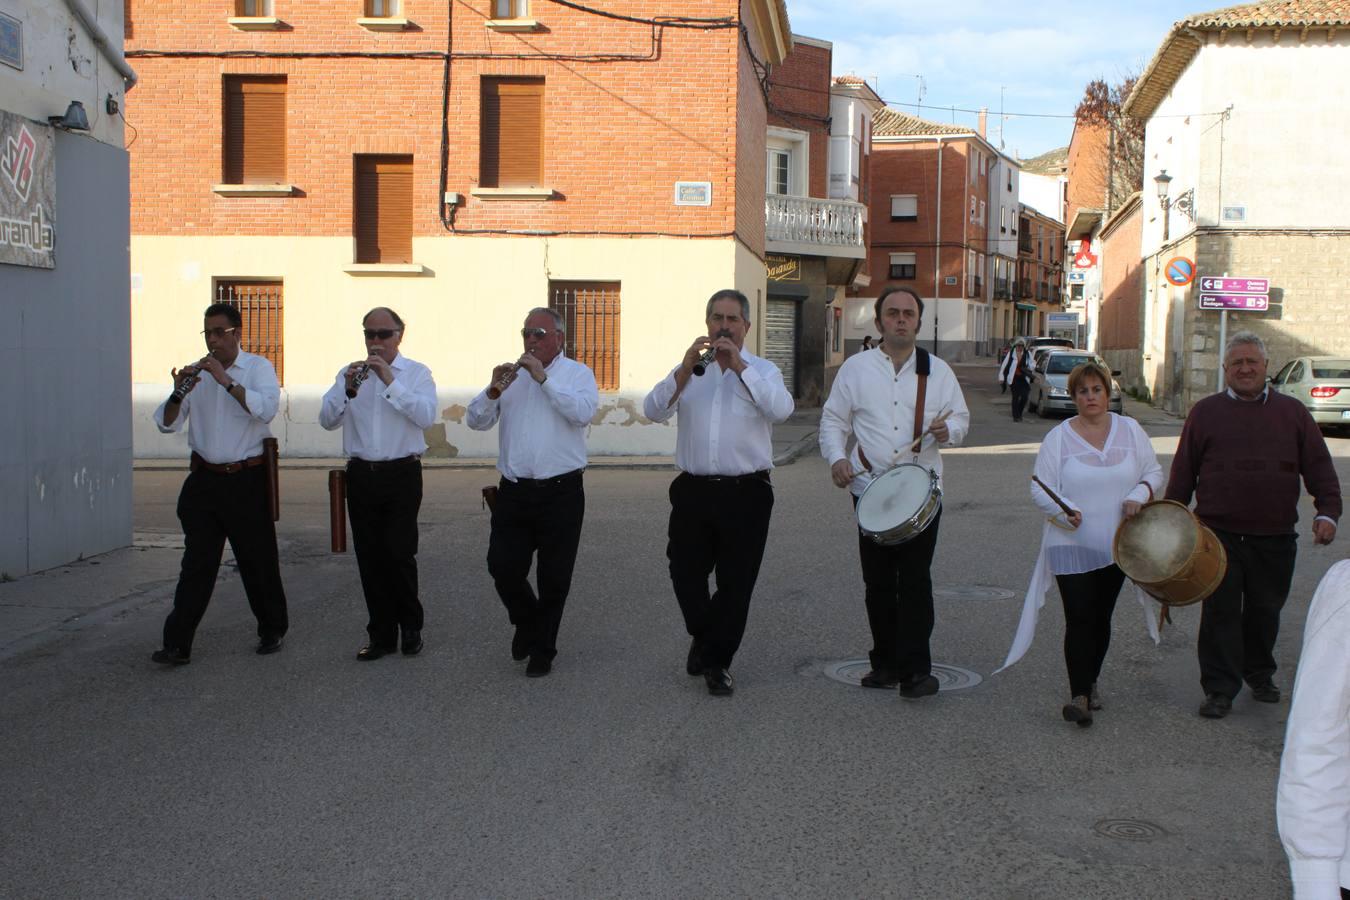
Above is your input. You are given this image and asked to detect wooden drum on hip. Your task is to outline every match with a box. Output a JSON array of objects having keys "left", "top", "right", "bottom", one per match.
[{"left": 1113, "top": 500, "right": 1228, "bottom": 607}]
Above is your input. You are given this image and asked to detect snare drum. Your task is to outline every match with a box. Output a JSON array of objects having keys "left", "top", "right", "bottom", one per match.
[{"left": 856, "top": 463, "right": 942, "bottom": 546}]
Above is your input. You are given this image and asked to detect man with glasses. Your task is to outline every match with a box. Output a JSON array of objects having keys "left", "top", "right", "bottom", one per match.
[
  {"left": 467, "top": 308, "right": 599, "bottom": 677},
  {"left": 320, "top": 307, "right": 438, "bottom": 661},
  {"left": 643, "top": 289, "right": 794, "bottom": 697},
  {"left": 150, "top": 302, "right": 288, "bottom": 664}
]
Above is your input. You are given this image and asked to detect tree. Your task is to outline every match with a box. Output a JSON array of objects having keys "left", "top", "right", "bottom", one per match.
[{"left": 1074, "top": 73, "right": 1144, "bottom": 216}]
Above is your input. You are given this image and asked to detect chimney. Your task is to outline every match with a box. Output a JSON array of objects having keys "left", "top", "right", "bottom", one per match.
[{"left": 978, "top": 107, "right": 987, "bottom": 139}]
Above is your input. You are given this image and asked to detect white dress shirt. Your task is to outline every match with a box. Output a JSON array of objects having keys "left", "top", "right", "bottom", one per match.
[
  {"left": 466, "top": 354, "right": 598, "bottom": 481},
  {"left": 643, "top": 349, "right": 794, "bottom": 476},
  {"left": 318, "top": 353, "right": 438, "bottom": 460},
  {"left": 1278, "top": 559, "right": 1350, "bottom": 900},
  {"left": 819, "top": 346, "right": 970, "bottom": 495},
  {"left": 153, "top": 350, "right": 279, "bottom": 464}
]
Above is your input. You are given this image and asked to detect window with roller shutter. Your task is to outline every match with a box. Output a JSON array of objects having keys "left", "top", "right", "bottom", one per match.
[
  {"left": 354, "top": 155, "right": 414, "bottom": 264},
  {"left": 223, "top": 76, "right": 286, "bottom": 184},
  {"left": 481, "top": 78, "right": 544, "bottom": 188}
]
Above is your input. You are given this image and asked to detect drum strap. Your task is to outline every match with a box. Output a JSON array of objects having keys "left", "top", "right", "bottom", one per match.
[{"left": 912, "top": 348, "right": 931, "bottom": 451}]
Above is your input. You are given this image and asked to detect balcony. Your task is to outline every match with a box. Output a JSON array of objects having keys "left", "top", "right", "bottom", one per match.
[
  {"left": 994, "top": 277, "right": 1010, "bottom": 299},
  {"left": 765, "top": 195, "right": 867, "bottom": 259}
]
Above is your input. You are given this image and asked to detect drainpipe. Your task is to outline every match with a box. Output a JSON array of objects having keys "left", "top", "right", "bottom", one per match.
[
  {"left": 62, "top": 0, "right": 139, "bottom": 90},
  {"left": 933, "top": 137, "right": 943, "bottom": 355}
]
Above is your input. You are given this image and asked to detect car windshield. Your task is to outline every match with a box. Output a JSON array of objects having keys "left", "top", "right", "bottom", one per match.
[
  {"left": 1046, "top": 355, "right": 1096, "bottom": 375},
  {"left": 1312, "top": 360, "right": 1350, "bottom": 379}
]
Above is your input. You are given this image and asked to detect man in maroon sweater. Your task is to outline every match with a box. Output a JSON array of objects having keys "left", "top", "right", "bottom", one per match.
[{"left": 1166, "top": 331, "right": 1341, "bottom": 719}]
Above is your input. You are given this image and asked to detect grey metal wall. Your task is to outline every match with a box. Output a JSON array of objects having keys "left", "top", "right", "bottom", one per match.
[{"left": 0, "top": 131, "right": 132, "bottom": 576}]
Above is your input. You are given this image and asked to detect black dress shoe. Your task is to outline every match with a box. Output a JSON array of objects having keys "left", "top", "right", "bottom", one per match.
[
  {"left": 686, "top": 639, "right": 704, "bottom": 676},
  {"left": 525, "top": 656, "right": 552, "bottom": 678},
  {"left": 1249, "top": 679, "right": 1280, "bottom": 703},
  {"left": 1198, "top": 693, "right": 1232, "bottom": 718},
  {"left": 860, "top": 669, "right": 899, "bottom": 689},
  {"left": 704, "top": 667, "right": 734, "bottom": 696},
  {"left": 899, "top": 673, "right": 940, "bottom": 699},
  {"left": 511, "top": 627, "right": 530, "bottom": 662},
  {"left": 151, "top": 647, "right": 190, "bottom": 666},
  {"left": 401, "top": 630, "right": 423, "bottom": 656},
  {"left": 256, "top": 635, "right": 284, "bottom": 655},
  {"left": 357, "top": 643, "right": 397, "bottom": 661}
]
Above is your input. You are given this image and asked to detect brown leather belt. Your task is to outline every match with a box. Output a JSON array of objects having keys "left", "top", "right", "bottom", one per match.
[{"left": 190, "top": 451, "right": 265, "bottom": 475}]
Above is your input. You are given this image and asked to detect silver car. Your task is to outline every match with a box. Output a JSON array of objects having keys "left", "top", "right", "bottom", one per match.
[
  {"left": 1028, "top": 350, "right": 1124, "bottom": 416},
  {"left": 1271, "top": 356, "right": 1350, "bottom": 433}
]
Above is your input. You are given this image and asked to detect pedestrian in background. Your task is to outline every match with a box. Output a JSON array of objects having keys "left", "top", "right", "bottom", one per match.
[{"left": 1003, "top": 339, "right": 1033, "bottom": 420}]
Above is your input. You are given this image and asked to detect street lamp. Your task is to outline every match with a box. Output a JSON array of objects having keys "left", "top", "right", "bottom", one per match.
[{"left": 1153, "top": 169, "right": 1193, "bottom": 243}]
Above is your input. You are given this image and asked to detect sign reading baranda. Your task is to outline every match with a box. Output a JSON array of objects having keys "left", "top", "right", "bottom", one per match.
[{"left": 0, "top": 108, "right": 55, "bottom": 269}]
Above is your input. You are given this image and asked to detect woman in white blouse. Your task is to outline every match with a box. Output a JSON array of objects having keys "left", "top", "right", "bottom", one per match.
[{"left": 997, "top": 361, "right": 1164, "bottom": 727}]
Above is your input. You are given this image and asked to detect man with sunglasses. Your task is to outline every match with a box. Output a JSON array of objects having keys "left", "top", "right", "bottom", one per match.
[
  {"left": 468, "top": 308, "right": 599, "bottom": 677},
  {"left": 150, "top": 302, "right": 288, "bottom": 664},
  {"left": 320, "top": 307, "right": 438, "bottom": 661}
]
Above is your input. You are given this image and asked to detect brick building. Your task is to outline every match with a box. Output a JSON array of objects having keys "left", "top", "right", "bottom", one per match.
[
  {"left": 1097, "top": 192, "right": 1144, "bottom": 390},
  {"left": 1064, "top": 120, "right": 1108, "bottom": 350},
  {"left": 125, "top": 0, "right": 793, "bottom": 456},
  {"left": 762, "top": 42, "right": 872, "bottom": 405},
  {"left": 1125, "top": 1, "right": 1350, "bottom": 412},
  {"left": 864, "top": 109, "right": 1001, "bottom": 360},
  {"left": 1016, "top": 204, "right": 1066, "bottom": 337}
]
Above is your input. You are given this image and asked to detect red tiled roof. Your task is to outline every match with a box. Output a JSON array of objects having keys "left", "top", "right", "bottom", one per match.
[
  {"left": 872, "top": 107, "right": 974, "bottom": 137},
  {"left": 1125, "top": 1, "right": 1350, "bottom": 119}
]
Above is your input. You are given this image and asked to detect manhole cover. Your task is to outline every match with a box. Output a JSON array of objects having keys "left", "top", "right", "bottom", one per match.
[
  {"left": 1092, "top": 819, "right": 1168, "bottom": 842},
  {"left": 823, "top": 659, "right": 982, "bottom": 691},
  {"left": 934, "top": 584, "right": 1017, "bottom": 602}
]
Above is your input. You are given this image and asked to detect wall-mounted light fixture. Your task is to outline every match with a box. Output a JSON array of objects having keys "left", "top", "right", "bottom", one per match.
[
  {"left": 1154, "top": 169, "right": 1194, "bottom": 242},
  {"left": 49, "top": 101, "right": 90, "bottom": 131}
]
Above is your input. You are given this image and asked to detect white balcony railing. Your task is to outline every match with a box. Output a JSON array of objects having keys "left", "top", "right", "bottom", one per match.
[{"left": 765, "top": 194, "right": 866, "bottom": 251}]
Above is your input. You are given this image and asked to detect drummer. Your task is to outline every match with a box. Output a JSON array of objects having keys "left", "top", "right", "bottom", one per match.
[
  {"left": 819, "top": 286, "right": 970, "bottom": 698},
  {"left": 996, "top": 360, "right": 1163, "bottom": 727},
  {"left": 1166, "top": 330, "right": 1340, "bottom": 720}
]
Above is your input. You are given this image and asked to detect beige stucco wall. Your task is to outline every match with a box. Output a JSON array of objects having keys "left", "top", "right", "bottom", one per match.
[{"left": 131, "top": 235, "right": 760, "bottom": 457}]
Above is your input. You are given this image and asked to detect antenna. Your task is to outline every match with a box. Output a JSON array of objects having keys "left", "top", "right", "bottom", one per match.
[
  {"left": 893, "top": 73, "right": 926, "bottom": 112},
  {"left": 998, "top": 86, "right": 1006, "bottom": 150}
]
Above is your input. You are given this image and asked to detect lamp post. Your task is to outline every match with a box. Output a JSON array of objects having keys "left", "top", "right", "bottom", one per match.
[{"left": 1154, "top": 169, "right": 1173, "bottom": 243}]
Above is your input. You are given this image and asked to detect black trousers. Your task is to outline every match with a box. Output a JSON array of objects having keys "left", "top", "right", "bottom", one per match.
[
  {"left": 1199, "top": 529, "right": 1298, "bottom": 699},
  {"left": 856, "top": 503, "right": 942, "bottom": 681},
  {"left": 347, "top": 458, "right": 424, "bottom": 646},
  {"left": 1010, "top": 380, "right": 1030, "bottom": 420},
  {"left": 666, "top": 472, "right": 774, "bottom": 670},
  {"left": 487, "top": 471, "right": 586, "bottom": 663},
  {"left": 163, "top": 466, "right": 288, "bottom": 653},
  {"left": 1055, "top": 564, "right": 1127, "bottom": 697}
]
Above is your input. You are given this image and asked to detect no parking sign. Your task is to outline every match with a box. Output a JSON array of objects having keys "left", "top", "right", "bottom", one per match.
[{"left": 1165, "top": 257, "right": 1195, "bottom": 286}]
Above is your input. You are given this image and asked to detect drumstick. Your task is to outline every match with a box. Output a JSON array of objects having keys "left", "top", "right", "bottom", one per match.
[
  {"left": 909, "top": 409, "right": 953, "bottom": 453},
  {"left": 1031, "top": 475, "right": 1078, "bottom": 518}
]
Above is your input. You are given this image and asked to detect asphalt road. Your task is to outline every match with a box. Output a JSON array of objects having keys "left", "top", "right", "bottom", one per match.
[{"left": 3, "top": 371, "right": 1348, "bottom": 899}]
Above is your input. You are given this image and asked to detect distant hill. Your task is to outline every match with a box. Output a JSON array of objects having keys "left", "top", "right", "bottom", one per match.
[{"left": 1020, "top": 146, "right": 1068, "bottom": 176}]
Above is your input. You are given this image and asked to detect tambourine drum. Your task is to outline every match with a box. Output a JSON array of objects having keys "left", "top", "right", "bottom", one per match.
[
  {"left": 1113, "top": 500, "right": 1227, "bottom": 606},
  {"left": 856, "top": 463, "right": 942, "bottom": 546}
]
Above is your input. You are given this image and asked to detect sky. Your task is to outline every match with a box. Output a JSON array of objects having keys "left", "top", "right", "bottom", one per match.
[{"left": 785, "top": 0, "right": 1194, "bottom": 160}]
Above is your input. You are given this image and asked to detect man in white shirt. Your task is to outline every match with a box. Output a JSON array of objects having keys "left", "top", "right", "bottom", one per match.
[
  {"left": 320, "top": 308, "right": 438, "bottom": 661},
  {"left": 151, "top": 303, "right": 289, "bottom": 664},
  {"left": 467, "top": 308, "right": 599, "bottom": 678},
  {"left": 819, "top": 286, "right": 970, "bottom": 698},
  {"left": 1277, "top": 558, "right": 1350, "bottom": 900},
  {"left": 643, "top": 289, "right": 795, "bottom": 696}
]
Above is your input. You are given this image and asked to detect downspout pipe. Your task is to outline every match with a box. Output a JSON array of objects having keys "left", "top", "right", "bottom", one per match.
[
  {"left": 933, "top": 137, "right": 942, "bottom": 355},
  {"left": 62, "top": 0, "right": 139, "bottom": 91}
]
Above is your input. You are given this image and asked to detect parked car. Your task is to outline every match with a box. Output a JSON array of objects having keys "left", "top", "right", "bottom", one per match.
[
  {"left": 1028, "top": 350, "right": 1124, "bottom": 416},
  {"left": 1271, "top": 356, "right": 1350, "bottom": 434}
]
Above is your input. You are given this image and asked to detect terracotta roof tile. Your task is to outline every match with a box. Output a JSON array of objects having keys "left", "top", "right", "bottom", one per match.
[
  {"left": 1125, "top": 1, "right": 1350, "bottom": 119},
  {"left": 872, "top": 108, "right": 974, "bottom": 137}
]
